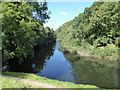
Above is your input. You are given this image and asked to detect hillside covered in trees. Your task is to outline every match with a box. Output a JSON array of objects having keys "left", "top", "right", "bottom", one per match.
[
  {"left": 56, "top": 2, "right": 119, "bottom": 60},
  {"left": 1, "top": 2, "right": 56, "bottom": 65}
]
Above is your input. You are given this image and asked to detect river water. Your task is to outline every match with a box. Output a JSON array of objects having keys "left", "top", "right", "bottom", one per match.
[{"left": 9, "top": 41, "right": 119, "bottom": 89}]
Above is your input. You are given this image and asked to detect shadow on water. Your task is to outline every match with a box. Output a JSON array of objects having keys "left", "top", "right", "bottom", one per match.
[
  {"left": 8, "top": 42, "right": 56, "bottom": 73},
  {"left": 7, "top": 41, "right": 119, "bottom": 89}
]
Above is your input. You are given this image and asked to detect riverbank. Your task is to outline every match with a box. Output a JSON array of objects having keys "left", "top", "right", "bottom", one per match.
[
  {"left": 1, "top": 76, "right": 42, "bottom": 88},
  {"left": 1, "top": 75, "right": 57, "bottom": 88},
  {"left": 60, "top": 44, "right": 119, "bottom": 61},
  {"left": 1, "top": 72, "right": 98, "bottom": 88}
]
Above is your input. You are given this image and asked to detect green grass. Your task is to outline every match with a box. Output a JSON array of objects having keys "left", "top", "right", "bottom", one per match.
[
  {"left": 2, "top": 72, "right": 98, "bottom": 88},
  {"left": 89, "top": 44, "right": 118, "bottom": 60},
  {"left": 1, "top": 76, "right": 42, "bottom": 88},
  {"left": 61, "top": 43, "right": 118, "bottom": 60}
]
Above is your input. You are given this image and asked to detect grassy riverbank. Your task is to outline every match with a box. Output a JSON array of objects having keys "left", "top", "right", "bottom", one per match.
[
  {"left": 2, "top": 72, "right": 98, "bottom": 88},
  {"left": 1, "top": 76, "right": 42, "bottom": 88},
  {"left": 60, "top": 43, "right": 118, "bottom": 60}
]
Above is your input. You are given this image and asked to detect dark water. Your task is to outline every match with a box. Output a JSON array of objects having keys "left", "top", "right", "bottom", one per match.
[{"left": 8, "top": 42, "right": 119, "bottom": 89}]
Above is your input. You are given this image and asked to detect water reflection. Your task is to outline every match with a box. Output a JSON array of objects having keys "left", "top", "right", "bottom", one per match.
[
  {"left": 62, "top": 51, "right": 119, "bottom": 89},
  {"left": 36, "top": 42, "right": 75, "bottom": 82},
  {"left": 8, "top": 42, "right": 119, "bottom": 89},
  {"left": 8, "top": 43, "right": 55, "bottom": 73}
]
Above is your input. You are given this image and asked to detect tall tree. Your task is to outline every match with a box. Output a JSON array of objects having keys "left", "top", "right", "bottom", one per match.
[{"left": 1, "top": 2, "right": 55, "bottom": 64}]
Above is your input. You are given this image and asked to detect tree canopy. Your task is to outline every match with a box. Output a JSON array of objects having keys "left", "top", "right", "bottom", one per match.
[
  {"left": 1, "top": 2, "right": 56, "bottom": 63},
  {"left": 56, "top": 2, "right": 119, "bottom": 60}
]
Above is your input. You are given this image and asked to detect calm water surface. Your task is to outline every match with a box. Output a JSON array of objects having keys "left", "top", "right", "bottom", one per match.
[
  {"left": 9, "top": 42, "right": 119, "bottom": 89},
  {"left": 36, "top": 42, "right": 75, "bottom": 82}
]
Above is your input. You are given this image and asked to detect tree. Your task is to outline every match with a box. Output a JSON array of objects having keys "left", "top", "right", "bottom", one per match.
[{"left": 1, "top": 2, "right": 55, "bottom": 64}]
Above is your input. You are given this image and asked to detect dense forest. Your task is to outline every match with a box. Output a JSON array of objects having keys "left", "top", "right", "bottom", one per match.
[
  {"left": 1, "top": 2, "right": 56, "bottom": 65},
  {"left": 56, "top": 2, "right": 120, "bottom": 60}
]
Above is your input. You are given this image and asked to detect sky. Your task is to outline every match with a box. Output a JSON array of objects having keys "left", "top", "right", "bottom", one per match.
[{"left": 43, "top": 2, "right": 93, "bottom": 30}]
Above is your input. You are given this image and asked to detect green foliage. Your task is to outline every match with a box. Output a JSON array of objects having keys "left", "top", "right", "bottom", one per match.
[
  {"left": 56, "top": 2, "right": 119, "bottom": 60},
  {"left": 1, "top": 2, "right": 56, "bottom": 64},
  {"left": 90, "top": 44, "right": 118, "bottom": 59}
]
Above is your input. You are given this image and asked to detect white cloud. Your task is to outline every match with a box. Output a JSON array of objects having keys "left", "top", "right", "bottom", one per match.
[{"left": 61, "top": 12, "right": 68, "bottom": 16}]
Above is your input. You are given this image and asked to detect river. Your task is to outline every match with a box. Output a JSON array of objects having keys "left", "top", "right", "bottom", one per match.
[{"left": 8, "top": 41, "right": 118, "bottom": 89}]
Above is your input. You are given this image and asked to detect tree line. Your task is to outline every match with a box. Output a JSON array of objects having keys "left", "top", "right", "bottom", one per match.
[
  {"left": 1, "top": 2, "right": 56, "bottom": 64},
  {"left": 56, "top": 2, "right": 119, "bottom": 60}
]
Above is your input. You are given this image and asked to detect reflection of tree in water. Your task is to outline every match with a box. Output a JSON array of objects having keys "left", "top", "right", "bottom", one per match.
[
  {"left": 8, "top": 42, "right": 55, "bottom": 73},
  {"left": 61, "top": 49, "right": 118, "bottom": 89},
  {"left": 33, "top": 43, "right": 55, "bottom": 72}
]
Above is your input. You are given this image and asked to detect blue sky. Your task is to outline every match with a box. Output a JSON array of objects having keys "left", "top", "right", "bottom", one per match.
[{"left": 43, "top": 2, "right": 93, "bottom": 30}]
